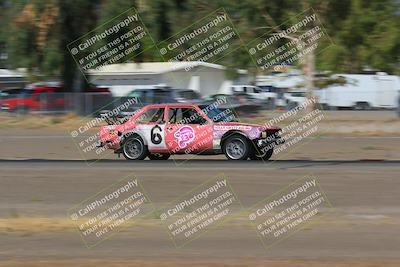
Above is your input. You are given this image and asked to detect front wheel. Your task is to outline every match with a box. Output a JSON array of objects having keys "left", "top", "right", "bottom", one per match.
[
  {"left": 250, "top": 148, "right": 274, "bottom": 160},
  {"left": 148, "top": 153, "right": 170, "bottom": 160},
  {"left": 122, "top": 135, "right": 148, "bottom": 160},
  {"left": 223, "top": 135, "right": 251, "bottom": 160}
]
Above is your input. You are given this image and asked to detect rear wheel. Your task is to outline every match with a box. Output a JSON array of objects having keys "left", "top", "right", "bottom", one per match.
[
  {"left": 250, "top": 147, "right": 274, "bottom": 160},
  {"left": 122, "top": 135, "right": 148, "bottom": 160},
  {"left": 148, "top": 153, "right": 170, "bottom": 160},
  {"left": 223, "top": 135, "right": 251, "bottom": 160},
  {"left": 355, "top": 102, "right": 371, "bottom": 110}
]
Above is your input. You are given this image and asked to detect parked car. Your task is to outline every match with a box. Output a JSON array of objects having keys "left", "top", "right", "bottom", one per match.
[
  {"left": 0, "top": 82, "right": 113, "bottom": 114},
  {"left": 174, "top": 89, "right": 202, "bottom": 103},
  {"left": 0, "top": 84, "right": 66, "bottom": 114},
  {"left": 284, "top": 91, "right": 307, "bottom": 109},
  {"left": 0, "top": 88, "right": 24, "bottom": 100},
  {"left": 230, "top": 85, "right": 277, "bottom": 108},
  {"left": 203, "top": 93, "right": 263, "bottom": 116},
  {"left": 127, "top": 88, "right": 201, "bottom": 106},
  {"left": 98, "top": 103, "right": 284, "bottom": 160}
]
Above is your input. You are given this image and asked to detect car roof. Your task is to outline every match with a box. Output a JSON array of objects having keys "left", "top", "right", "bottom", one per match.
[
  {"left": 144, "top": 103, "right": 199, "bottom": 109},
  {"left": 175, "top": 89, "right": 196, "bottom": 92}
]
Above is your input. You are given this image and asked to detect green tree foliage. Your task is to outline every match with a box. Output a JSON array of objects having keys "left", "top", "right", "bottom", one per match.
[
  {"left": 320, "top": 0, "right": 400, "bottom": 73},
  {"left": 2, "top": 0, "right": 400, "bottom": 85}
]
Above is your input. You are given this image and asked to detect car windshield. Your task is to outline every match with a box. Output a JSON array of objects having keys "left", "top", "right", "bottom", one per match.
[
  {"left": 177, "top": 90, "right": 200, "bottom": 99},
  {"left": 290, "top": 92, "right": 306, "bottom": 97},
  {"left": 1, "top": 89, "right": 32, "bottom": 99},
  {"left": 0, "top": 89, "right": 24, "bottom": 99}
]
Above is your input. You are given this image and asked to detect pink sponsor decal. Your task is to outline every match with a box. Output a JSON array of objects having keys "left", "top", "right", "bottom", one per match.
[{"left": 174, "top": 126, "right": 195, "bottom": 148}]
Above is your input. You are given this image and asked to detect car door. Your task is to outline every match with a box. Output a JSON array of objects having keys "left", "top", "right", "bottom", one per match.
[
  {"left": 34, "top": 90, "right": 50, "bottom": 111},
  {"left": 134, "top": 106, "right": 167, "bottom": 152},
  {"left": 165, "top": 106, "right": 213, "bottom": 154}
]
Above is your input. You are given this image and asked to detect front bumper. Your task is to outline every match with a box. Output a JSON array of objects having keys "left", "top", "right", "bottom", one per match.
[
  {"left": 256, "top": 137, "right": 285, "bottom": 147},
  {"left": 97, "top": 140, "right": 119, "bottom": 148},
  {"left": 1, "top": 104, "right": 10, "bottom": 111},
  {"left": 255, "top": 132, "right": 285, "bottom": 149}
]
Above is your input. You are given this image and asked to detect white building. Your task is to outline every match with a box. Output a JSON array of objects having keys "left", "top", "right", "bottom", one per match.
[
  {"left": 89, "top": 61, "right": 248, "bottom": 97},
  {"left": 0, "top": 68, "right": 27, "bottom": 90}
]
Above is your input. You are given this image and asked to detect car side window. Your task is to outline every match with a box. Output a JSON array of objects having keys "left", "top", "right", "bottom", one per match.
[
  {"left": 137, "top": 108, "right": 165, "bottom": 124},
  {"left": 168, "top": 108, "right": 180, "bottom": 124},
  {"left": 128, "top": 90, "right": 146, "bottom": 105},
  {"left": 168, "top": 108, "right": 207, "bottom": 125}
]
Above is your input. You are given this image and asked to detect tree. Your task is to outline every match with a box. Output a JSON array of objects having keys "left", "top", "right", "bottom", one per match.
[
  {"left": 2, "top": 0, "right": 399, "bottom": 115},
  {"left": 58, "top": 0, "right": 100, "bottom": 114}
]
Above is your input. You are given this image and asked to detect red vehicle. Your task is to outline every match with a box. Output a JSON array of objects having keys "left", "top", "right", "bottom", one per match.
[
  {"left": 99, "top": 103, "right": 284, "bottom": 160},
  {"left": 0, "top": 84, "right": 65, "bottom": 113},
  {"left": 0, "top": 83, "right": 112, "bottom": 114}
]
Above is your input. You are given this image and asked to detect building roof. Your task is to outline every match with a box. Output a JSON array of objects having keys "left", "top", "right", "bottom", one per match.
[
  {"left": 0, "top": 68, "right": 26, "bottom": 78},
  {"left": 89, "top": 61, "right": 229, "bottom": 76}
]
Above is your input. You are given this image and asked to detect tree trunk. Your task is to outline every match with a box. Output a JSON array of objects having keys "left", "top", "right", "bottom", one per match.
[{"left": 302, "top": 48, "right": 315, "bottom": 112}]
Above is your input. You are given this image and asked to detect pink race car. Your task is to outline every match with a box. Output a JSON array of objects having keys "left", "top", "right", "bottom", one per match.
[{"left": 99, "top": 103, "right": 284, "bottom": 160}]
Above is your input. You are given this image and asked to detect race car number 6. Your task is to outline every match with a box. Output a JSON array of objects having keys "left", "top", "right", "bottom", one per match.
[{"left": 151, "top": 125, "right": 162, "bottom": 144}]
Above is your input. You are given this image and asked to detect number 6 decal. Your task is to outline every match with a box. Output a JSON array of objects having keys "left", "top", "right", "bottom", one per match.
[{"left": 151, "top": 125, "right": 162, "bottom": 144}]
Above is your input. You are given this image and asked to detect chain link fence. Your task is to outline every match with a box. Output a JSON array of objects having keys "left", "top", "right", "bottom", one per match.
[{"left": 0, "top": 92, "right": 134, "bottom": 116}]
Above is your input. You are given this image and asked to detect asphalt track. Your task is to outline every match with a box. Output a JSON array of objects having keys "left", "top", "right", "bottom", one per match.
[
  {"left": 1, "top": 157, "right": 400, "bottom": 264},
  {"left": 1, "top": 134, "right": 400, "bottom": 266},
  {"left": 0, "top": 158, "right": 399, "bottom": 167}
]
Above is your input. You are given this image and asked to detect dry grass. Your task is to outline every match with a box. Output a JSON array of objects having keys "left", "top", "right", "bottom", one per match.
[
  {"left": 0, "top": 213, "right": 397, "bottom": 235},
  {"left": 1, "top": 111, "right": 400, "bottom": 136},
  {"left": 1, "top": 259, "right": 400, "bottom": 267},
  {"left": 0, "top": 217, "right": 163, "bottom": 234},
  {"left": 0, "top": 113, "right": 93, "bottom": 130}
]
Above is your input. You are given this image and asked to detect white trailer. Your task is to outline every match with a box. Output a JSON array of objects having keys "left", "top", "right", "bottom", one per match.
[{"left": 316, "top": 73, "right": 400, "bottom": 109}]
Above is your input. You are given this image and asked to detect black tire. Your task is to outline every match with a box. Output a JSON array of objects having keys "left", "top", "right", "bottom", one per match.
[
  {"left": 362, "top": 102, "right": 371, "bottom": 110},
  {"left": 148, "top": 153, "right": 170, "bottom": 160},
  {"left": 316, "top": 103, "right": 329, "bottom": 110},
  {"left": 222, "top": 134, "right": 251, "bottom": 160},
  {"left": 250, "top": 147, "right": 274, "bottom": 160},
  {"left": 328, "top": 105, "right": 337, "bottom": 111},
  {"left": 122, "top": 135, "right": 148, "bottom": 160},
  {"left": 355, "top": 102, "right": 371, "bottom": 110}
]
